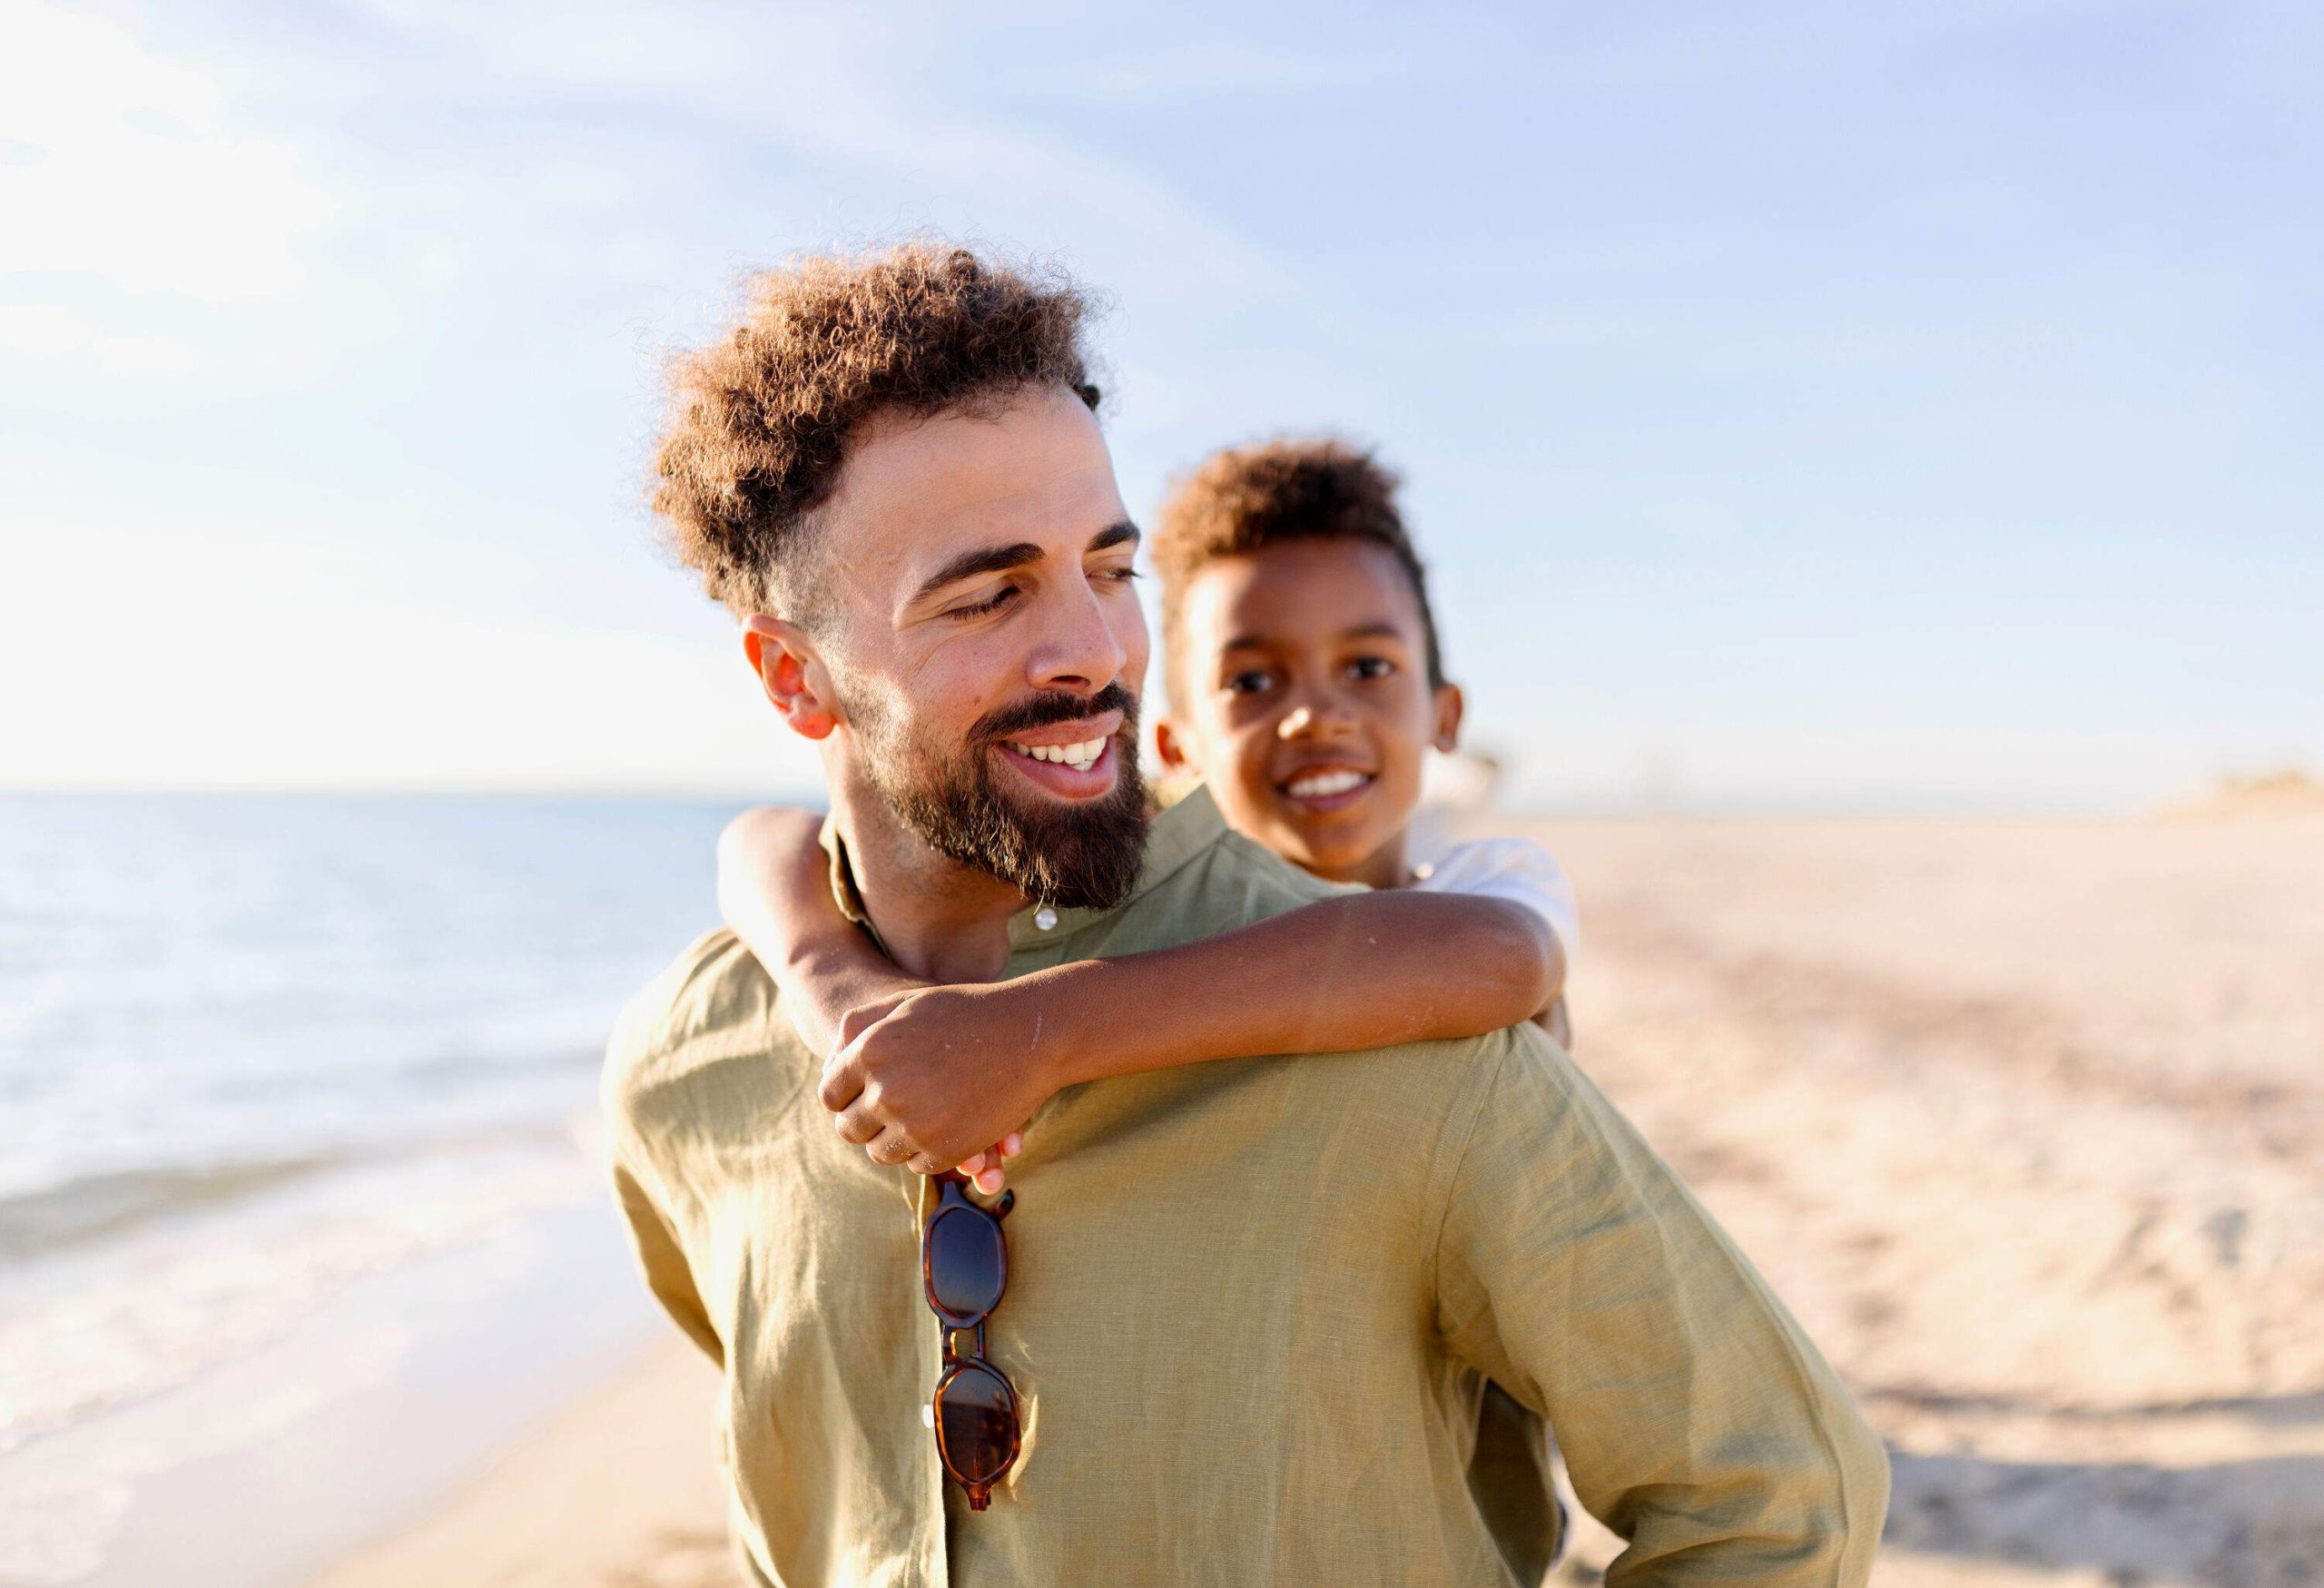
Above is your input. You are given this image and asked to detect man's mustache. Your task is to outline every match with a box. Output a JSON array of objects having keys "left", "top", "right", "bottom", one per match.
[{"left": 973, "top": 683, "right": 1138, "bottom": 745}]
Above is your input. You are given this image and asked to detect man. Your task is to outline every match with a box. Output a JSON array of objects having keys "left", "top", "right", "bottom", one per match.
[{"left": 606, "top": 242, "right": 1889, "bottom": 1586}]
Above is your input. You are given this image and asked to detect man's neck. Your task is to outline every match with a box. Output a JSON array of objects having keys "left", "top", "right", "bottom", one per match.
[{"left": 827, "top": 777, "right": 1027, "bottom": 985}]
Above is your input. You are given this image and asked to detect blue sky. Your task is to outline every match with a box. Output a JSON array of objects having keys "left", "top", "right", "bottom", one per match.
[{"left": 4, "top": 0, "right": 2317, "bottom": 809}]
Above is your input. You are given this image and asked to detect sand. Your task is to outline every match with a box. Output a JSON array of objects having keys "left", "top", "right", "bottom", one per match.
[
  {"left": 304, "top": 814, "right": 2324, "bottom": 1588},
  {"left": 301, "top": 1342, "right": 735, "bottom": 1588},
  {"left": 1529, "top": 814, "right": 2324, "bottom": 1587}
]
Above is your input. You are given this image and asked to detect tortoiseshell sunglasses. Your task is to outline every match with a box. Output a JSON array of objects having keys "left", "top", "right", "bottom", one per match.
[{"left": 921, "top": 1174, "right": 1019, "bottom": 1509}]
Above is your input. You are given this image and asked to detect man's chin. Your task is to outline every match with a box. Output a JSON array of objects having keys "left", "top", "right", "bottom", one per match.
[
  {"left": 985, "top": 745, "right": 1148, "bottom": 910},
  {"left": 866, "top": 731, "right": 1147, "bottom": 912}
]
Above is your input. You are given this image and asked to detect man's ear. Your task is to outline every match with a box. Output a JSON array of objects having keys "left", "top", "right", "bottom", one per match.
[
  {"left": 1430, "top": 681, "right": 1464, "bottom": 755},
  {"left": 742, "top": 615, "right": 839, "bottom": 741}
]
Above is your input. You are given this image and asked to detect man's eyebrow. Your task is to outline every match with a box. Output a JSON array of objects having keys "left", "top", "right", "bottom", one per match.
[
  {"left": 910, "top": 521, "right": 1141, "bottom": 607},
  {"left": 911, "top": 541, "right": 1044, "bottom": 606}
]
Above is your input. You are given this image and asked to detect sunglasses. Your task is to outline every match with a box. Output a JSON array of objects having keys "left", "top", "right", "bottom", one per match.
[{"left": 921, "top": 1174, "right": 1021, "bottom": 1509}]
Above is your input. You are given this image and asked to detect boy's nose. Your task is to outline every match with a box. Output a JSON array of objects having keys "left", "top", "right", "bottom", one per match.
[{"left": 1277, "top": 702, "right": 1356, "bottom": 741}]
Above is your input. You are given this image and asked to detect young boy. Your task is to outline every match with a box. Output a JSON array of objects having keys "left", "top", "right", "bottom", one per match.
[{"left": 716, "top": 437, "right": 1578, "bottom": 1189}]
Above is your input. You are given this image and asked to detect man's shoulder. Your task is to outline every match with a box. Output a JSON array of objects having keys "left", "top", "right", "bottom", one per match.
[
  {"left": 1301, "top": 1017, "right": 1576, "bottom": 1128},
  {"left": 601, "top": 926, "right": 809, "bottom": 1136},
  {"left": 1143, "top": 822, "right": 1354, "bottom": 932}
]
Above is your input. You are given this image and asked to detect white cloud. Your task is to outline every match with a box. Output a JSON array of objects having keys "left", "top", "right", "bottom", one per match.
[
  {"left": 0, "top": 3, "right": 342, "bottom": 301},
  {"left": 0, "top": 3, "right": 488, "bottom": 399},
  {"left": 341, "top": 0, "right": 1298, "bottom": 301}
]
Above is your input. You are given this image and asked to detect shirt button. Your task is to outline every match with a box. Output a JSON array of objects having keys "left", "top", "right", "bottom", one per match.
[
  {"left": 921, "top": 1404, "right": 936, "bottom": 1429},
  {"left": 1033, "top": 906, "right": 1058, "bottom": 932}
]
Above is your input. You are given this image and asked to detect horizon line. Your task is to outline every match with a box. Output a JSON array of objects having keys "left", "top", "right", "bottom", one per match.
[{"left": 0, "top": 779, "right": 2166, "bottom": 821}]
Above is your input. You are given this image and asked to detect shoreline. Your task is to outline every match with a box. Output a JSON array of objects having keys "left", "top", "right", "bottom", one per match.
[{"left": 3, "top": 1201, "right": 665, "bottom": 1588}]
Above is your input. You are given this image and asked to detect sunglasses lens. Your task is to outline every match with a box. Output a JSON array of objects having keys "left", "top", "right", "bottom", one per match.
[
  {"left": 925, "top": 1203, "right": 1006, "bottom": 1323},
  {"left": 933, "top": 1359, "right": 1019, "bottom": 1501}
]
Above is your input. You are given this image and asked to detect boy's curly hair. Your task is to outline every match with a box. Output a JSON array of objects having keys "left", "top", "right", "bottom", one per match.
[
  {"left": 650, "top": 243, "right": 1101, "bottom": 619},
  {"left": 1149, "top": 438, "right": 1446, "bottom": 692}
]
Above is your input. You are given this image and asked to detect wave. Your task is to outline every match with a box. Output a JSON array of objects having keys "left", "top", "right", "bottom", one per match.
[
  {"left": 0, "top": 1115, "right": 588, "bottom": 1262},
  {"left": 0, "top": 1156, "right": 355, "bottom": 1261}
]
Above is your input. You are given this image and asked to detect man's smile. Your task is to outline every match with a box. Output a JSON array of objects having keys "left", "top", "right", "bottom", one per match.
[
  {"left": 1002, "top": 736, "right": 1108, "bottom": 772},
  {"left": 989, "top": 709, "right": 1126, "bottom": 800}
]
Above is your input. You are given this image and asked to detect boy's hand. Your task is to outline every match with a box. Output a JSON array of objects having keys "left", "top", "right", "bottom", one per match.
[{"left": 821, "top": 982, "right": 1064, "bottom": 1190}]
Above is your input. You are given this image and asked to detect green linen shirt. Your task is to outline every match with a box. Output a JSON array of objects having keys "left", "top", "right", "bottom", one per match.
[{"left": 603, "top": 785, "right": 1888, "bottom": 1587}]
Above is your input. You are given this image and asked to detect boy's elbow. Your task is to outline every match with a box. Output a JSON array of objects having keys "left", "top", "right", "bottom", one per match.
[{"left": 1475, "top": 903, "right": 1560, "bottom": 1024}]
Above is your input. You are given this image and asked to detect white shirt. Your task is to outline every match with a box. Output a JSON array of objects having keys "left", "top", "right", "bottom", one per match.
[{"left": 1409, "top": 835, "right": 1581, "bottom": 964}]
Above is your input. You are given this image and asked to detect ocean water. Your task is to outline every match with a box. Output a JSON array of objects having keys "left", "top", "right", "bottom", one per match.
[{"left": 0, "top": 792, "right": 763, "bottom": 1582}]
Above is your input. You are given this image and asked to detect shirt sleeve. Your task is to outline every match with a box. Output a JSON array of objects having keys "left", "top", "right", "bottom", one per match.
[
  {"left": 1432, "top": 1029, "right": 1888, "bottom": 1584},
  {"left": 609, "top": 1147, "right": 724, "bottom": 1367},
  {"left": 1412, "top": 836, "right": 1581, "bottom": 962},
  {"left": 601, "top": 980, "right": 726, "bottom": 1369}
]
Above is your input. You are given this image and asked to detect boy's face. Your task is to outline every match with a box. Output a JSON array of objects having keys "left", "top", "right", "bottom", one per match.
[{"left": 1157, "top": 538, "right": 1461, "bottom": 888}]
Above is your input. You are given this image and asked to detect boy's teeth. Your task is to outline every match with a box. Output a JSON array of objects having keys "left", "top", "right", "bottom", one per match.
[{"left": 1288, "top": 770, "right": 1369, "bottom": 799}]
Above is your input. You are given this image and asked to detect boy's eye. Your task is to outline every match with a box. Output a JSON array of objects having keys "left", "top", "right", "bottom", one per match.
[
  {"left": 948, "top": 585, "right": 1019, "bottom": 620},
  {"left": 1348, "top": 656, "right": 1397, "bottom": 681},
  {"left": 1224, "top": 668, "right": 1275, "bottom": 695}
]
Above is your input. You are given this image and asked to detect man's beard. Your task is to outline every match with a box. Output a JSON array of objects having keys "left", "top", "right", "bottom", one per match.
[{"left": 843, "top": 677, "right": 1148, "bottom": 912}]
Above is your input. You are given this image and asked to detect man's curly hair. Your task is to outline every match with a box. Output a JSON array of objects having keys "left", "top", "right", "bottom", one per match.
[
  {"left": 650, "top": 243, "right": 1100, "bottom": 620},
  {"left": 1149, "top": 439, "right": 1446, "bottom": 695}
]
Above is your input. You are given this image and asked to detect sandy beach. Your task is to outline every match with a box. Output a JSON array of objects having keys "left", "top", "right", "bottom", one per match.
[{"left": 303, "top": 813, "right": 2324, "bottom": 1588}]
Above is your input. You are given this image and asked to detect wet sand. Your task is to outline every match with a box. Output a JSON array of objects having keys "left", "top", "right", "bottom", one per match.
[{"left": 306, "top": 814, "right": 2324, "bottom": 1587}]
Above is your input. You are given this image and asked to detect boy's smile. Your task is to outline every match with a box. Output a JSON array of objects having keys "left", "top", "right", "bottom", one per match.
[
  {"left": 1158, "top": 538, "right": 1462, "bottom": 890},
  {"left": 1279, "top": 762, "right": 1376, "bottom": 812}
]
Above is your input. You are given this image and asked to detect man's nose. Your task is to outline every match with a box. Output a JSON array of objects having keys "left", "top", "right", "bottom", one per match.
[{"left": 1029, "top": 580, "right": 1132, "bottom": 696}]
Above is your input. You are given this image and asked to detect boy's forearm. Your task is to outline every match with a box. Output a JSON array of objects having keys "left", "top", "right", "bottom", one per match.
[
  {"left": 716, "top": 808, "right": 921, "bottom": 1056},
  {"left": 773, "top": 921, "right": 922, "bottom": 1057},
  {"left": 1027, "top": 893, "right": 1557, "bottom": 1088}
]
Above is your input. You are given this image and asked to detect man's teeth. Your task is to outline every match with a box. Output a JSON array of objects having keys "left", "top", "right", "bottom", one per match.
[
  {"left": 1006, "top": 737, "right": 1107, "bottom": 773},
  {"left": 1287, "top": 770, "right": 1370, "bottom": 799}
]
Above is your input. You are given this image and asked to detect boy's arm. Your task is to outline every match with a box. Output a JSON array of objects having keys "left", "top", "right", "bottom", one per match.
[
  {"left": 714, "top": 806, "right": 926, "bottom": 1059},
  {"left": 1059, "top": 890, "right": 1558, "bottom": 1063},
  {"left": 824, "top": 890, "right": 1561, "bottom": 1171}
]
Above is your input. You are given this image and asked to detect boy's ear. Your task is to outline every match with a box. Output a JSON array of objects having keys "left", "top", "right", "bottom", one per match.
[
  {"left": 1430, "top": 682, "right": 1464, "bottom": 755},
  {"left": 1153, "top": 716, "right": 1191, "bottom": 773},
  {"left": 742, "top": 615, "right": 839, "bottom": 741}
]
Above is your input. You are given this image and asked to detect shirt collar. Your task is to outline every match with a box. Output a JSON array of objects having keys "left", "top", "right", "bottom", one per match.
[
  {"left": 1004, "top": 781, "right": 1226, "bottom": 952},
  {"left": 817, "top": 783, "right": 1230, "bottom": 959},
  {"left": 818, "top": 812, "right": 881, "bottom": 951}
]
